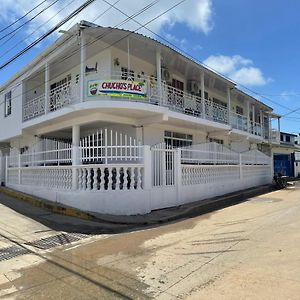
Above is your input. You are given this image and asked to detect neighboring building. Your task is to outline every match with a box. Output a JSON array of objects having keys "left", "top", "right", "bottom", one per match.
[
  {"left": 294, "top": 134, "right": 300, "bottom": 177},
  {"left": 0, "top": 21, "right": 277, "bottom": 215},
  {"left": 272, "top": 132, "right": 299, "bottom": 177}
]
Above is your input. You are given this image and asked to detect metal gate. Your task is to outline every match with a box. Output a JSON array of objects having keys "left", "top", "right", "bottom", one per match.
[
  {"left": 152, "top": 143, "right": 176, "bottom": 187},
  {"left": 274, "top": 154, "right": 294, "bottom": 177}
]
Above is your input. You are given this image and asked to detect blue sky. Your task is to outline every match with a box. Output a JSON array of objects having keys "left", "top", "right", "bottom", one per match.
[{"left": 0, "top": 0, "right": 300, "bottom": 133}]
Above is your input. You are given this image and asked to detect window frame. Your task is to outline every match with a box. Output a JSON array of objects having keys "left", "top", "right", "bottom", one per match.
[
  {"left": 4, "top": 91, "right": 12, "bottom": 117},
  {"left": 164, "top": 131, "right": 193, "bottom": 148}
]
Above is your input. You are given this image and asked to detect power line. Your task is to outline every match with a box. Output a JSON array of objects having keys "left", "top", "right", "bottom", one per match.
[
  {"left": 0, "top": 0, "right": 61, "bottom": 43},
  {"left": 0, "top": 0, "right": 159, "bottom": 72},
  {"left": 102, "top": 0, "right": 300, "bottom": 120},
  {"left": 64, "top": 0, "right": 122, "bottom": 31},
  {"left": 257, "top": 92, "right": 300, "bottom": 97},
  {"left": 4, "top": 0, "right": 296, "bottom": 129},
  {"left": 0, "top": 0, "right": 288, "bottom": 123},
  {"left": 0, "top": 0, "right": 162, "bottom": 98},
  {"left": 0, "top": 0, "right": 48, "bottom": 34},
  {"left": 0, "top": 0, "right": 77, "bottom": 61},
  {"left": 0, "top": 0, "right": 96, "bottom": 70},
  {"left": 281, "top": 108, "right": 300, "bottom": 118}
]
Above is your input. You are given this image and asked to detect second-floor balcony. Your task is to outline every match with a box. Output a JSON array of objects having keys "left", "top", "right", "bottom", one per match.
[{"left": 22, "top": 71, "right": 273, "bottom": 140}]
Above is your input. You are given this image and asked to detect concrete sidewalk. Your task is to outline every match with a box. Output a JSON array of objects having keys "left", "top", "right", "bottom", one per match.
[{"left": 0, "top": 184, "right": 274, "bottom": 233}]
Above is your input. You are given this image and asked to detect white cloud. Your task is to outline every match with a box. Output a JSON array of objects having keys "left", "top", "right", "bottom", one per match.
[
  {"left": 164, "top": 32, "right": 188, "bottom": 50},
  {"left": 203, "top": 54, "right": 271, "bottom": 87},
  {"left": 0, "top": 0, "right": 213, "bottom": 48}
]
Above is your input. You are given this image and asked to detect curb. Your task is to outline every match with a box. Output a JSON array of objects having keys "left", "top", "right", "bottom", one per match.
[
  {"left": 97, "top": 184, "right": 274, "bottom": 225},
  {"left": 0, "top": 187, "right": 94, "bottom": 222},
  {"left": 0, "top": 184, "right": 274, "bottom": 227}
]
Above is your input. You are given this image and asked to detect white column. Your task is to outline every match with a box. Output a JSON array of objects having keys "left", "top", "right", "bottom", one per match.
[
  {"left": 260, "top": 110, "right": 263, "bottom": 137},
  {"left": 269, "top": 116, "right": 272, "bottom": 142},
  {"left": 5, "top": 156, "right": 8, "bottom": 186},
  {"left": 72, "top": 124, "right": 80, "bottom": 190},
  {"left": 45, "top": 62, "right": 49, "bottom": 113},
  {"left": 142, "top": 145, "right": 152, "bottom": 191},
  {"left": 201, "top": 72, "right": 205, "bottom": 119},
  {"left": 252, "top": 105, "right": 255, "bottom": 123},
  {"left": 277, "top": 117, "right": 281, "bottom": 143},
  {"left": 227, "top": 86, "right": 231, "bottom": 125},
  {"left": 18, "top": 154, "right": 21, "bottom": 185},
  {"left": 80, "top": 29, "right": 86, "bottom": 102},
  {"left": 270, "top": 152, "right": 274, "bottom": 178},
  {"left": 176, "top": 148, "right": 182, "bottom": 205},
  {"left": 136, "top": 126, "right": 144, "bottom": 145},
  {"left": 239, "top": 153, "right": 243, "bottom": 180},
  {"left": 252, "top": 104, "right": 255, "bottom": 134},
  {"left": 156, "top": 49, "right": 162, "bottom": 103},
  {"left": 127, "top": 38, "right": 131, "bottom": 71},
  {"left": 246, "top": 100, "right": 250, "bottom": 132}
]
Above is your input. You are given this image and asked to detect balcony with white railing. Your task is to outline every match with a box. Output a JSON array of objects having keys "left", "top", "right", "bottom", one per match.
[
  {"left": 250, "top": 121, "right": 263, "bottom": 137},
  {"left": 23, "top": 94, "right": 46, "bottom": 121},
  {"left": 23, "top": 81, "right": 80, "bottom": 122},
  {"left": 230, "top": 112, "right": 248, "bottom": 132},
  {"left": 22, "top": 71, "right": 271, "bottom": 140}
]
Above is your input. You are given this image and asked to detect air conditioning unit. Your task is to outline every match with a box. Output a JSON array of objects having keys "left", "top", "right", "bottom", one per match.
[
  {"left": 187, "top": 80, "right": 200, "bottom": 94},
  {"left": 162, "top": 68, "right": 171, "bottom": 81}
]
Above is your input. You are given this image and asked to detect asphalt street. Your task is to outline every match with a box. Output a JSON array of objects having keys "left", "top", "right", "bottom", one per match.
[{"left": 0, "top": 183, "right": 300, "bottom": 299}]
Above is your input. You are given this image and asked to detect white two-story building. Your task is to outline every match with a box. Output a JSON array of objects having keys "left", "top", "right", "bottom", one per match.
[{"left": 0, "top": 21, "right": 278, "bottom": 215}]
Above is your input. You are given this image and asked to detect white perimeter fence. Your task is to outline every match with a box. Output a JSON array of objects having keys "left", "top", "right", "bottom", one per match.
[{"left": 4, "top": 137, "right": 273, "bottom": 215}]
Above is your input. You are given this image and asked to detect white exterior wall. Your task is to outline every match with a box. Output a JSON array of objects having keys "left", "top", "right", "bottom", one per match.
[
  {"left": 0, "top": 83, "right": 23, "bottom": 141},
  {"left": 207, "top": 88, "right": 227, "bottom": 106},
  {"left": 25, "top": 79, "right": 45, "bottom": 103},
  {"left": 81, "top": 123, "right": 137, "bottom": 142},
  {"left": 110, "top": 47, "right": 155, "bottom": 77},
  {"left": 230, "top": 140, "right": 250, "bottom": 152},
  {"left": 84, "top": 48, "right": 112, "bottom": 89},
  {"left": 272, "top": 146, "right": 295, "bottom": 155},
  {"left": 10, "top": 134, "right": 39, "bottom": 149}
]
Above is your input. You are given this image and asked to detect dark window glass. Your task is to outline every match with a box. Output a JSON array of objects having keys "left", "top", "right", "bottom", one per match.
[{"left": 4, "top": 91, "right": 12, "bottom": 117}]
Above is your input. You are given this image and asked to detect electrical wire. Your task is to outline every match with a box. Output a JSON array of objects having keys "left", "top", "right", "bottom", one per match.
[
  {"left": 0, "top": 0, "right": 162, "bottom": 97},
  {"left": 0, "top": 0, "right": 48, "bottom": 34},
  {"left": 2, "top": 0, "right": 296, "bottom": 127},
  {"left": 0, "top": 0, "right": 61, "bottom": 42},
  {"left": 0, "top": 0, "right": 96, "bottom": 70},
  {"left": 64, "top": 0, "right": 122, "bottom": 32},
  {"left": 100, "top": 0, "right": 300, "bottom": 120},
  {"left": 0, "top": 0, "right": 77, "bottom": 61}
]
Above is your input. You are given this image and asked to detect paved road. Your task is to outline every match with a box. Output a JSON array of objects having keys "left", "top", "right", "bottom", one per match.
[{"left": 0, "top": 184, "right": 300, "bottom": 299}]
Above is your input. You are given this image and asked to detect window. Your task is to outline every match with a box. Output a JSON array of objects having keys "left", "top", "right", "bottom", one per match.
[
  {"left": 172, "top": 79, "right": 184, "bottom": 91},
  {"left": 286, "top": 135, "right": 291, "bottom": 143},
  {"left": 209, "top": 138, "right": 224, "bottom": 145},
  {"left": 199, "top": 90, "right": 209, "bottom": 100},
  {"left": 213, "top": 97, "right": 227, "bottom": 108},
  {"left": 164, "top": 131, "right": 192, "bottom": 148},
  {"left": 4, "top": 91, "right": 12, "bottom": 117},
  {"left": 121, "top": 67, "right": 134, "bottom": 80},
  {"left": 280, "top": 134, "right": 283, "bottom": 141},
  {"left": 50, "top": 74, "right": 71, "bottom": 90},
  {"left": 236, "top": 106, "right": 244, "bottom": 115}
]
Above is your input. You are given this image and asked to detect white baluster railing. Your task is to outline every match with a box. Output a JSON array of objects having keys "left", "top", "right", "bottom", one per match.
[
  {"left": 75, "top": 164, "right": 144, "bottom": 191},
  {"left": 23, "top": 94, "right": 45, "bottom": 121},
  {"left": 230, "top": 112, "right": 248, "bottom": 131}
]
